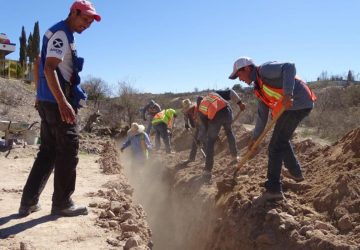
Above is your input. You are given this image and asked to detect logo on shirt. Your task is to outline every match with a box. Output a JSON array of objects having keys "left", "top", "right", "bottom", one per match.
[{"left": 53, "top": 38, "right": 63, "bottom": 48}]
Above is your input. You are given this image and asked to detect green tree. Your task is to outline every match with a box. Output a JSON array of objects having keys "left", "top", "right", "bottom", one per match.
[
  {"left": 19, "top": 26, "right": 27, "bottom": 66},
  {"left": 27, "top": 33, "right": 33, "bottom": 62},
  {"left": 81, "top": 76, "right": 110, "bottom": 108},
  {"left": 30, "top": 21, "right": 40, "bottom": 63}
]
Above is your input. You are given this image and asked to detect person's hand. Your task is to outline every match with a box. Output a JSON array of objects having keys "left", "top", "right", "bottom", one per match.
[
  {"left": 58, "top": 100, "right": 76, "bottom": 124},
  {"left": 185, "top": 124, "right": 190, "bottom": 130},
  {"left": 282, "top": 94, "right": 294, "bottom": 109},
  {"left": 34, "top": 98, "right": 39, "bottom": 110},
  {"left": 143, "top": 117, "right": 147, "bottom": 121},
  {"left": 238, "top": 102, "right": 246, "bottom": 111},
  {"left": 120, "top": 148, "right": 124, "bottom": 153}
]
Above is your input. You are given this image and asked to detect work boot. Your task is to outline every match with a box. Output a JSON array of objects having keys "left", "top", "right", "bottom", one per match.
[
  {"left": 18, "top": 204, "right": 41, "bottom": 217},
  {"left": 282, "top": 169, "right": 304, "bottom": 182},
  {"left": 253, "top": 191, "right": 285, "bottom": 206},
  {"left": 51, "top": 204, "right": 88, "bottom": 217}
]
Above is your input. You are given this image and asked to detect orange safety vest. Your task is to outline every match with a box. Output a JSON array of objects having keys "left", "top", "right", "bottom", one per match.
[
  {"left": 254, "top": 68, "right": 317, "bottom": 118},
  {"left": 198, "top": 93, "right": 227, "bottom": 120}
]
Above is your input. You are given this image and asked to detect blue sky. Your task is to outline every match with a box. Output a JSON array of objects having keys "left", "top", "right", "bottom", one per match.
[{"left": 1, "top": 0, "right": 359, "bottom": 93}]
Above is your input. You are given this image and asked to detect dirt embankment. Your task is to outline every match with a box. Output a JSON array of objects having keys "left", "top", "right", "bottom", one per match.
[{"left": 159, "top": 124, "right": 360, "bottom": 250}]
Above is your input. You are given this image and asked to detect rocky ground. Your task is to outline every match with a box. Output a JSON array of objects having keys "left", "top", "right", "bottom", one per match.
[{"left": 1, "top": 78, "right": 359, "bottom": 250}]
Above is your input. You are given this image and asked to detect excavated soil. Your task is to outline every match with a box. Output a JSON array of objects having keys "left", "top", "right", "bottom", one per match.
[{"left": 161, "top": 123, "right": 360, "bottom": 250}]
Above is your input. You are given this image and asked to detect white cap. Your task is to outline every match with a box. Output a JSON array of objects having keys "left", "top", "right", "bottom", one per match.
[{"left": 229, "top": 57, "right": 255, "bottom": 80}]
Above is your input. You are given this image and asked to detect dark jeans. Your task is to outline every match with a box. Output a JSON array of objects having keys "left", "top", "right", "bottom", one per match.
[
  {"left": 203, "top": 107, "right": 237, "bottom": 171},
  {"left": 265, "top": 108, "right": 312, "bottom": 192},
  {"left": 20, "top": 101, "right": 79, "bottom": 208},
  {"left": 153, "top": 122, "right": 171, "bottom": 153},
  {"left": 188, "top": 125, "right": 207, "bottom": 160}
]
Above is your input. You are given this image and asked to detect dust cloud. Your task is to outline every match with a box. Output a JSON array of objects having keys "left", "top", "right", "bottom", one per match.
[{"left": 119, "top": 151, "right": 213, "bottom": 250}]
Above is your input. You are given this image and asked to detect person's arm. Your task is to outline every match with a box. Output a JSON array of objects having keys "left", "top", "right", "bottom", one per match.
[
  {"left": 253, "top": 101, "right": 269, "bottom": 139},
  {"left": 155, "top": 103, "right": 161, "bottom": 112},
  {"left": 43, "top": 57, "right": 75, "bottom": 124},
  {"left": 121, "top": 137, "right": 131, "bottom": 152},
  {"left": 229, "top": 89, "right": 246, "bottom": 111},
  {"left": 144, "top": 133, "right": 152, "bottom": 149}
]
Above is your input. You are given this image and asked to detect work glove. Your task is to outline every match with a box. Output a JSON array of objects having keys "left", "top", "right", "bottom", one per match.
[{"left": 167, "top": 129, "right": 172, "bottom": 136}]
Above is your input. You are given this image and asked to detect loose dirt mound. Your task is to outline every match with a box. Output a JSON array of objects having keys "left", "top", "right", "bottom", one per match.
[{"left": 166, "top": 124, "right": 360, "bottom": 249}]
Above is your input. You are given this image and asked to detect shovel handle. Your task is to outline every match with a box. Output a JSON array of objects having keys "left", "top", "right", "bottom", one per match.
[{"left": 233, "top": 107, "right": 286, "bottom": 176}]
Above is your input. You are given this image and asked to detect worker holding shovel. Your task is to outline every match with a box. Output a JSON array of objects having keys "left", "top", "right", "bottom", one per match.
[
  {"left": 198, "top": 89, "right": 246, "bottom": 180},
  {"left": 181, "top": 98, "right": 206, "bottom": 162},
  {"left": 229, "top": 57, "right": 316, "bottom": 203}
]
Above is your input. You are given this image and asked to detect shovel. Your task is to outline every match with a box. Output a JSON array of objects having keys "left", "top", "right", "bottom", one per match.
[
  {"left": 233, "top": 107, "right": 286, "bottom": 179},
  {"left": 188, "top": 128, "right": 206, "bottom": 158}
]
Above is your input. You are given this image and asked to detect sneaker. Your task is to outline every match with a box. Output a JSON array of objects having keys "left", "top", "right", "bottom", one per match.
[
  {"left": 253, "top": 191, "right": 285, "bottom": 206},
  {"left": 282, "top": 169, "right": 304, "bottom": 182},
  {"left": 18, "top": 204, "right": 41, "bottom": 216},
  {"left": 51, "top": 204, "right": 88, "bottom": 217}
]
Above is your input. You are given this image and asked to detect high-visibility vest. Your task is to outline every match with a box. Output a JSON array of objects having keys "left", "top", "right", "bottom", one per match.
[
  {"left": 151, "top": 109, "right": 176, "bottom": 128},
  {"left": 198, "top": 93, "right": 227, "bottom": 120},
  {"left": 254, "top": 68, "right": 317, "bottom": 118}
]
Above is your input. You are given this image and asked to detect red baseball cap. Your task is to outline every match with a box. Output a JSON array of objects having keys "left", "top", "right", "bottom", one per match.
[{"left": 70, "top": 0, "right": 101, "bottom": 22}]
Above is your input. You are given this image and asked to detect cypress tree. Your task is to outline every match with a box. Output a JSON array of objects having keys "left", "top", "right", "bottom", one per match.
[
  {"left": 19, "top": 26, "right": 27, "bottom": 66},
  {"left": 27, "top": 33, "right": 33, "bottom": 62},
  {"left": 31, "top": 21, "right": 40, "bottom": 62}
]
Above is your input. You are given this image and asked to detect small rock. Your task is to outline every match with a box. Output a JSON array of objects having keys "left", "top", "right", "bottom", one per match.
[
  {"left": 110, "top": 201, "right": 123, "bottom": 214},
  {"left": 107, "top": 237, "right": 120, "bottom": 247},
  {"left": 88, "top": 202, "right": 98, "bottom": 208},
  {"left": 124, "top": 236, "right": 141, "bottom": 250},
  {"left": 299, "top": 225, "right": 314, "bottom": 236},
  {"left": 120, "top": 212, "right": 133, "bottom": 222},
  {"left": 338, "top": 215, "right": 353, "bottom": 231},
  {"left": 99, "top": 211, "right": 107, "bottom": 218},
  {"left": 109, "top": 221, "right": 118, "bottom": 227},
  {"left": 314, "top": 220, "right": 337, "bottom": 232}
]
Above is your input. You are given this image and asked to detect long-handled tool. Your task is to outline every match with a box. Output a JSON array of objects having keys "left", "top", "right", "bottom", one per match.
[
  {"left": 188, "top": 128, "right": 206, "bottom": 158},
  {"left": 232, "top": 107, "right": 286, "bottom": 178}
]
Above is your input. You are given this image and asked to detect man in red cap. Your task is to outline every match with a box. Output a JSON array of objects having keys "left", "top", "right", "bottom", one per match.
[{"left": 19, "top": 0, "right": 101, "bottom": 217}]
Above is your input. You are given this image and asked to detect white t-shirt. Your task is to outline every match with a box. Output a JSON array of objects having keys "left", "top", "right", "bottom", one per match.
[{"left": 46, "top": 30, "right": 73, "bottom": 82}]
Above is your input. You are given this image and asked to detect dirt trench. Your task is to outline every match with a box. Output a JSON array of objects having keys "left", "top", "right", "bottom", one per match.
[
  {"left": 119, "top": 125, "right": 360, "bottom": 250},
  {"left": 120, "top": 150, "right": 219, "bottom": 250}
]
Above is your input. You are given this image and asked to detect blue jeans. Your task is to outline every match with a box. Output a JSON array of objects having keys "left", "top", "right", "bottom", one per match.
[
  {"left": 202, "top": 107, "right": 237, "bottom": 171},
  {"left": 265, "top": 108, "right": 312, "bottom": 192}
]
